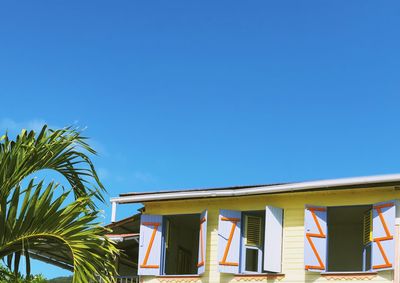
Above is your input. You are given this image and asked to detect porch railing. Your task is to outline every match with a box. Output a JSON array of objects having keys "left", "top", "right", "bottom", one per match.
[
  {"left": 115, "top": 276, "right": 139, "bottom": 283},
  {"left": 96, "top": 276, "right": 139, "bottom": 283}
]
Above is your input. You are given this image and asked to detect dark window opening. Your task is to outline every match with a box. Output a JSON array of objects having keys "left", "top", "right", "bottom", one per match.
[
  {"left": 327, "top": 205, "right": 372, "bottom": 272},
  {"left": 245, "top": 248, "right": 259, "bottom": 272},
  {"left": 163, "top": 214, "right": 199, "bottom": 275}
]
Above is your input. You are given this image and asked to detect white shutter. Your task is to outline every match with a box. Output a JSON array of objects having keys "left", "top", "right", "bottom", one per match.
[
  {"left": 197, "top": 210, "right": 207, "bottom": 274},
  {"left": 264, "top": 206, "right": 283, "bottom": 273},
  {"left": 304, "top": 205, "right": 327, "bottom": 272},
  {"left": 372, "top": 200, "right": 396, "bottom": 271},
  {"left": 218, "top": 209, "right": 241, "bottom": 274},
  {"left": 138, "top": 214, "right": 163, "bottom": 276}
]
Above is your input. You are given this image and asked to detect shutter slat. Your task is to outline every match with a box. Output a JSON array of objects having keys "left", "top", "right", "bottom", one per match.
[
  {"left": 363, "top": 209, "right": 372, "bottom": 245},
  {"left": 245, "top": 216, "right": 262, "bottom": 247}
]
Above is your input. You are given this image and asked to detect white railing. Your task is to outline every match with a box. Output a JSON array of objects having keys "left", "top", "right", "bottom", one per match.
[
  {"left": 115, "top": 276, "right": 139, "bottom": 283},
  {"left": 96, "top": 276, "right": 139, "bottom": 283}
]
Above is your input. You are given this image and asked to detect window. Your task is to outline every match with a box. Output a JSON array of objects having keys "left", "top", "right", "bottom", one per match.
[
  {"left": 304, "top": 201, "right": 396, "bottom": 273},
  {"left": 218, "top": 206, "right": 284, "bottom": 275},
  {"left": 242, "top": 212, "right": 264, "bottom": 273},
  {"left": 138, "top": 210, "right": 207, "bottom": 276},
  {"left": 327, "top": 205, "right": 371, "bottom": 272},
  {"left": 163, "top": 214, "right": 199, "bottom": 275}
]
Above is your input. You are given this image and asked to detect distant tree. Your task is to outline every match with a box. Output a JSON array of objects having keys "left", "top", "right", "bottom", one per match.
[
  {"left": 47, "top": 276, "right": 73, "bottom": 283},
  {"left": 0, "top": 126, "right": 118, "bottom": 283},
  {"left": 0, "top": 264, "right": 47, "bottom": 282}
]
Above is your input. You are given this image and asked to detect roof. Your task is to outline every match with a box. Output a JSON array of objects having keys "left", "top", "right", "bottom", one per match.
[
  {"left": 106, "top": 213, "right": 141, "bottom": 229},
  {"left": 111, "top": 174, "right": 400, "bottom": 204},
  {"left": 119, "top": 183, "right": 285, "bottom": 197}
]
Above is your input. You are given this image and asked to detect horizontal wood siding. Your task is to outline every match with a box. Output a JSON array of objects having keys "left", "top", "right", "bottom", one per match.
[{"left": 141, "top": 186, "right": 398, "bottom": 283}]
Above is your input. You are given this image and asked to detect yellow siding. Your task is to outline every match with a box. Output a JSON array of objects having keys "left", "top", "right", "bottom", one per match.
[{"left": 140, "top": 186, "right": 399, "bottom": 283}]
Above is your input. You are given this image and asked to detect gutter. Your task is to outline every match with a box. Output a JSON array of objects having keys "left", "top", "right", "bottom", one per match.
[{"left": 106, "top": 233, "right": 139, "bottom": 243}]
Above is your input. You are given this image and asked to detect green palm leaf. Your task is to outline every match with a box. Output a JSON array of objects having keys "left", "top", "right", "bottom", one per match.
[
  {"left": 1, "top": 181, "right": 118, "bottom": 283},
  {"left": 0, "top": 126, "right": 119, "bottom": 282},
  {"left": 0, "top": 126, "right": 105, "bottom": 207}
]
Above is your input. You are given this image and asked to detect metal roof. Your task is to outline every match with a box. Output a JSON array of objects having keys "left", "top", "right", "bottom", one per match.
[
  {"left": 119, "top": 183, "right": 286, "bottom": 197},
  {"left": 111, "top": 174, "right": 400, "bottom": 204}
]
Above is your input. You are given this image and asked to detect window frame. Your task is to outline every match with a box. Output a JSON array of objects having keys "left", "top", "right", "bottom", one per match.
[
  {"left": 217, "top": 207, "right": 284, "bottom": 275},
  {"left": 240, "top": 211, "right": 265, "bottom": 274},
  {"left": 305, "top": 201, "right": 396, "bottom": 274}
]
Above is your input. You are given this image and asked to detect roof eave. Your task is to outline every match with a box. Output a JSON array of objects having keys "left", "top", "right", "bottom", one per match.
[{"left": 111, "top": 174, "right": 400, "bottom": 204}]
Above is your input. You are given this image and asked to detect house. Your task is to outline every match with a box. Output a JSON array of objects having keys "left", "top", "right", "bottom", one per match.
[{"left": 110, "top": 174, "right": 400, "bottom": 283}]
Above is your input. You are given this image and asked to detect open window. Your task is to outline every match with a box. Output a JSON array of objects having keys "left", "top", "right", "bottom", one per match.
[
  {"left": 218, "top": 206, "right": 283, "bottom": 275},
  {"left": 163, "top": 214, "right": 199, "bottom": 275},
  {"left": 138, "top": 211, "right": 208, "bottom": 276},
  {"left": 327, "top": 205, "right": 372, "bottom": 272},
  {"left": 304, "top": 201, "right": 396, "bottom": 273}
]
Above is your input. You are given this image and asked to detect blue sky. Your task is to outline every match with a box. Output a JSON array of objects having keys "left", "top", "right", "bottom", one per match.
[{"left": 1, "top": 0, "right": 400, "bottom": 279}]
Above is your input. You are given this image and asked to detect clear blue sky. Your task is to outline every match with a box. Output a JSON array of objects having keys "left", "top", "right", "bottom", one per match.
[{"left": 1, "top": 0, "right": 399, "bottom": 279}]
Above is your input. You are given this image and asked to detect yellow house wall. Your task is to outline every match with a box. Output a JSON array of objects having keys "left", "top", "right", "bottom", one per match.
[{"left": 139, "top": 186, "right": 399, "bottom": 283}]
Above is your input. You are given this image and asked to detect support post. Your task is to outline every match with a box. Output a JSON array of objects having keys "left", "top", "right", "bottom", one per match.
[
  {"left": 395, "top": 224, "right": 400, "bottom": 283},
  {"left": 111, "top": 201, "right": 117, "bottom": 223},
  {"left": 395, "top": 201, "right": 400, "bottom": 283}
]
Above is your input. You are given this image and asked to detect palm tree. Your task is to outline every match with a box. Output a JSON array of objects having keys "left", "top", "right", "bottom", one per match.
[{"left": 0, "top": 126, "right": 119, "bottom": 283}]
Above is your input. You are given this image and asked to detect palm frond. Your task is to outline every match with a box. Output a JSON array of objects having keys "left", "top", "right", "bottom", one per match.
[
  {"left": 0, "top": 126, "right": 105, "bottom": 208},
  {"left": 0, "top": 181, "right": 119, "bottom": 283},
  {"left": 0, "top": 126, "right": 118, "bottom": 282}
]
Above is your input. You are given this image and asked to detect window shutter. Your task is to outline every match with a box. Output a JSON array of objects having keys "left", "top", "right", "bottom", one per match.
[
  {"left": 372, "top": 200, "right": 396, "bottom": 271},
  {"left": 264, "top": 206, "right": 283, "bottom": 273},
  {"left": 218, "top": 209, "right": 241, "bottom": 274},
  {"left": 245, "top": 215, "right": 262, "bottom": 247},
  {"left": 304, "top": 205, "right": 327, "bottom": 272},
  {"left": 363, "top": 209, "right": 372, "bottom": 245},
  {"left": 197, "top": 210, "right": 207, "bottom": 274},
  {"left": 138, "top": 214, "right": 163, "bottom": 276}
]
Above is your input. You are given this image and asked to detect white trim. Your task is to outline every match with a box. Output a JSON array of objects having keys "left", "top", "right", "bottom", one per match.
[
  {"left": 111, "top": 201, "right": 117, "bottom": 222},
  {"left": 394, "top": 224, "right": 400, "bottom": 283},
  {"left": 395, "top": 200, "right": 400, "bottom": 282},
  {"left": 107, "top": 235, "right": 139, "bottom": 242},
  {"left": 111, "top": 174, "right": 400, "bottom": 204}
]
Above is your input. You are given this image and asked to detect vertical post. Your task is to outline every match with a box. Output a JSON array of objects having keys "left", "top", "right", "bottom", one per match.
[
  {"left": 362, "top": 247, "right": 366, "bottom": 271},
  {"left": 111, "top": 201, "right": 117, "bottom": 223},
  {"left": 395, "top": 224, "right": 400, "bottom": 282},
  {"left": 395, "top": 201, "right": 400, "bottom": 283}
]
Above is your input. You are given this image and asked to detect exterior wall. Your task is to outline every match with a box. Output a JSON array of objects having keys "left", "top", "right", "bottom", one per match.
[{"left": 140, "top": 186, "right": 399, "bottom": 283}]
